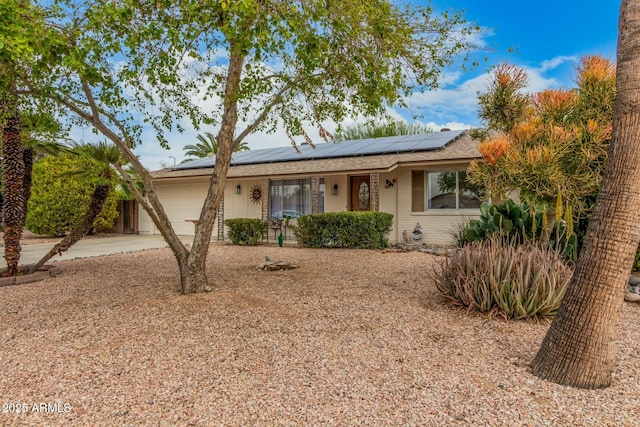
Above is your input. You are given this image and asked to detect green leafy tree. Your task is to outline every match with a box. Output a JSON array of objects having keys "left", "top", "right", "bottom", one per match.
[
  {"left": 334, "top": 120, "right": 433, "bottom": 141},
  {"left": 1, "top": 1, "right": 32, "bottom": 275},
  {"left": 26, "top": 150, "right": 118, "bottom": 238},
  {"left": 22, "top": 0, "right": 478, "bottom": 293}
]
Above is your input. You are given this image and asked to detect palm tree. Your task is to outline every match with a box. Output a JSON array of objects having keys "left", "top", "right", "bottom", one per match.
[
  {"left": 530, "top": 0, "right": 640, "bottom": 389},
  {"left": 182, "top": 131, "right": 249, "bottom": 161},
  {"left": 1, "top": 94, "right": 25, "bottom": 276},
  {"left": 28, "top": 141, "right": 126, "bottom": 273},
  {"left": 334, "top": 119, "right": 433, "bottom": 141},
  {"left": 0, "top": 112, "right": 69, "bottom": 231},
  {"left": 184, "top": 132, "right": 217, "bottom": 158}
]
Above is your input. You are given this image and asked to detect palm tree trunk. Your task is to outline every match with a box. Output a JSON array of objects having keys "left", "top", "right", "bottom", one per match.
[
  {"left": 22, "top": 147, "right": 33, "bottom": 216},
  {"left": 1, "top": 98, "right": 25, "bottom": 277},
  {"left": 28, "top": 184, "right": 110, "bottom": 274},
  {"left": 530, "top": 0, "right": 640, "bottom": 389}
]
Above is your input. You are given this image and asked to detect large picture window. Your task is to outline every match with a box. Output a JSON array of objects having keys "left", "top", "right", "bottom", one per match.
[
  {"left": 269, "top": 179, "right": 311, "bottom": 219},
  {"left": 426, "top": 170, "right": 481, "bottom": 210}
]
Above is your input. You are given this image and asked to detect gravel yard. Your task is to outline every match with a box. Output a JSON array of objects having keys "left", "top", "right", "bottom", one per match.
[{"left": 0, "top": 243, "right": 638, "bottom": 426}]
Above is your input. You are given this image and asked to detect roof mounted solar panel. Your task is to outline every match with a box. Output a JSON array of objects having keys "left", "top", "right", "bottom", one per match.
[
  {"left": 173, "top": 156, "right": 214, "bottom": 169},
  {"left": 170, "top": 130, "right": 466, "bottom": 170}
]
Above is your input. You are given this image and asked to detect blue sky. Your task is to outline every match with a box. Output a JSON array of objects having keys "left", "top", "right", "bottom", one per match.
[
  {"left": 131, "top": 1, "right": 621, "bottom": 169},
  {"left": 398, "top": 0, "right": 620, "bottom": 128}
]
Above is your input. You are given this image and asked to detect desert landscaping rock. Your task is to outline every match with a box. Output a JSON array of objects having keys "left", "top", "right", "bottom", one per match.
[
  {"left": 625, "top": 292, "right": 640, "bottom": 302},
  {"left": 256, "top": 260, "right": 299, "bottom": 271},
  {"left": 1, "top": 244, "right": 639, "bottom": 426},
  {"left": 629, "top": 275, "right": 640, "bottom": 286}
]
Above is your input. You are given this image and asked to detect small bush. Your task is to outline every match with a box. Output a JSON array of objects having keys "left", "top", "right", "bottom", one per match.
[
  {"left": 27, "top": 155, "right": 118, "bottom": 236},
  {"left": 225, "top": 218, "right": 267, "bottom": 246},
  {"left": 432, "top": 236, "right": 572, "bottom": 320},
  {"left": 634, "top": 245, "right": 640, "bottom": 272},
  {"left": 293, "top": 211, "right": 393, "bottom": 249}
]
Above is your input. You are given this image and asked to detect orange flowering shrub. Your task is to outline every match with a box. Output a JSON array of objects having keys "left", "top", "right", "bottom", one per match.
[
  {"left": 511, "top": 118, "right": 543, "bottom": 145},
  {"left": 478, "top": 135, "right": 510, "bottom": 166},
  {"left": 534, "top": 89, "right": 578, "bottom": 123},
  {"left": 469, "top": 55, "right": 615, "bottom": 221},
  {"left": 495, "top": 63, "right": 528, "bottom": 88},
  {"left": 577, "top": 55, "right": 616, "bottom": 84}
]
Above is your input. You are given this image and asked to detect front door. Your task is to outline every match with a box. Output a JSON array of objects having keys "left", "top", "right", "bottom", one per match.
[{"left": 350, "top": 175, "right": 371, "bottom": 211}]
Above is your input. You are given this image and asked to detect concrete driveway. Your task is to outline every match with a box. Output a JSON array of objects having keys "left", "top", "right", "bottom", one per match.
[{"left": 0, "top": 234, "right": 192, "bottom": 268}]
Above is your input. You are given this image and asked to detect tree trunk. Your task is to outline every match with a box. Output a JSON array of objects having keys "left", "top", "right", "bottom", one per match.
[
  {"left": 1, "top": 98, "right": 25, "bottom": 277},
  {"left": 28, "top": 184, "right": 109, "bottom": 274},
  {"left": 530, "top": 0, "right": 640, "bottom": 389},
  {"left": 181, "top": 51, "right": 244, "bottom": 294},
  {"left": 22, "top": 147, "right": 33, "bottom": 217}
]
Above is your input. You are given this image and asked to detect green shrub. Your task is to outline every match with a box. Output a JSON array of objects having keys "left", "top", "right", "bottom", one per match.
[
  {"left": 26, "top": 155, "right": 118, "bottom": 237},
  {"left": 293, "top": 211, "right": 393, "bottom": 249},
  {"left": 432, "top": 236, "right": 572, "bottom": 320},
  {"left": 634, "top": 245, "right": 640, "bottom": 272},
  {"left": 225, "top": 218, "right": 267, "bottom": 246}
]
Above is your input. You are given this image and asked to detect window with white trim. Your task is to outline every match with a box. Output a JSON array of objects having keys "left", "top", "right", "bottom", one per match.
[{"left": 412, "top": 170, "right": 481, "bottom": 211}]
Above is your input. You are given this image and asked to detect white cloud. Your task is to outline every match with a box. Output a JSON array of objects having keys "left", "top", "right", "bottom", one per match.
[
  {"left": 539, "top": 55, "right": 578, "bottom": 73},
  {"left": 398, "top": 54, "right": 574, "bottom": 132}
]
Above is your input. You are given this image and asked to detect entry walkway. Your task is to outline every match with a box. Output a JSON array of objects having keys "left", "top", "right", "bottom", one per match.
[{"left": 0, "top": 235, "right": 192, "bottom": 268}]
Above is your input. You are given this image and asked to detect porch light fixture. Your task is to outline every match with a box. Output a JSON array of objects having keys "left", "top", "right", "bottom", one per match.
[
  {"left": 331, "top": 184, "right": 338, "bottom": 196},
  {"left": 385, "top": 179, "right": 395, "bottom": 189},
  {"left": 234, "top": 184, "right": 241, "bottom": 195}
]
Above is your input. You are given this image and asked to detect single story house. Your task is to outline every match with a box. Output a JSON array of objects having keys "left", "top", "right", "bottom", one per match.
[{"left": 140, "top": 129, "right": 483, "bottom": 245}]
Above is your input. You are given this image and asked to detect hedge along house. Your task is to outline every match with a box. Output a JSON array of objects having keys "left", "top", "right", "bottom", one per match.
[{"left": 140, "top": 129, "right": 483, "bottom": 245}]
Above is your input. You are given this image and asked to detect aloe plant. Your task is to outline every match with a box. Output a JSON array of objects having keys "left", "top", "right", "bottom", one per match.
[{"left": 432, "top": 236, "right": 572, "bottom": 320}]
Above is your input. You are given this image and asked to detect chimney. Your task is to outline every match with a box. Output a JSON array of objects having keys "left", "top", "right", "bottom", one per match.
[{"left": 440, "top": 128, "right": 451, "bottom": 132}]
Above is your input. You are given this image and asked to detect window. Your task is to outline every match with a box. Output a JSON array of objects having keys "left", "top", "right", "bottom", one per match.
[
  {"left": 422, "top": 170, "right": 481, "bottom": 210},
  {"left": 269, "top": 179, "right": 311, "bottom": 219}
]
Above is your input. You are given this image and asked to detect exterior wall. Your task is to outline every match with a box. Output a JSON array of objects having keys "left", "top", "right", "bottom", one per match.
[
  {"left": 379, "top": 172, "right": 399, "bottom": 243},
  {"left": 396, "top": 165, "right": 480, "bottom": 245},
  {"left": 140, "top": 163, "right": 479, "bottom": 246},
  {"left": 222, "top": 179, "right": 263, "bottom": 239},
  {"left": 324, "top": 175, "right": 349, "bottom": 212},
  {"left": 227, "top": 179, "right": 263, "bottom": 219},
  {"left": 138, "top": 207, "right": 153, "bottom": 235}
]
